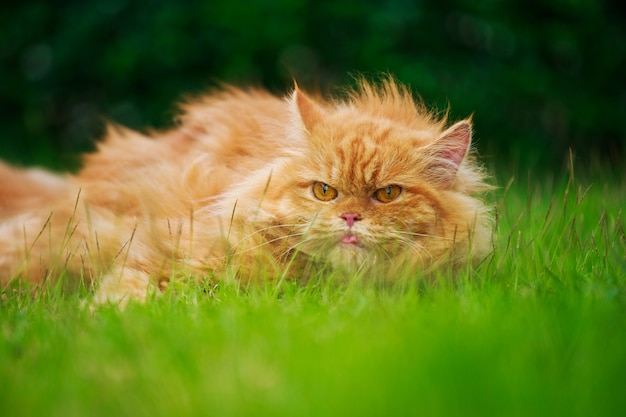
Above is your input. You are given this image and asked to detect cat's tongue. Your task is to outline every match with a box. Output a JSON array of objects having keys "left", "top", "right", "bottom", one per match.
[{"left": 341, "top": 234, "right": 360, "bottom": 244}]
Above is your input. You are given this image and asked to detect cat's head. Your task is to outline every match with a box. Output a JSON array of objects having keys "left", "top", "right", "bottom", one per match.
[{"left": 246, "top": 79, "right": 491, "bottom": 273}]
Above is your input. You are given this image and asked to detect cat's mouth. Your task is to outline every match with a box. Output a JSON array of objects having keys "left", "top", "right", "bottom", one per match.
[{"left": 340, "top": 233, "right": 361, "bottom": 246}]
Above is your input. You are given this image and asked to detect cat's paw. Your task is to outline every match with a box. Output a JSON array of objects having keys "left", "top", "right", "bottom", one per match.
[{"left": 90, "top": 267, "right": 155, "bottom": 310}]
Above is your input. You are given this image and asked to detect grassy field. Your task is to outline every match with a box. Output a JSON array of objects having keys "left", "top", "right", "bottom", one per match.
[{"left": 1, "top": 163, "right": 625, "bottom": 417}]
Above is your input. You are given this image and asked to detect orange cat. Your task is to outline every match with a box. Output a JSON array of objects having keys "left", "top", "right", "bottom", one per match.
[{"left": 0, "top": 77, "right": 492, "bottom": 305}]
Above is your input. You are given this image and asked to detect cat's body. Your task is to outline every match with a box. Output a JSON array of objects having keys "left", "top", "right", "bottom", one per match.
[{"left": 0, "top": 78, "right": 492, "bottom": 304}]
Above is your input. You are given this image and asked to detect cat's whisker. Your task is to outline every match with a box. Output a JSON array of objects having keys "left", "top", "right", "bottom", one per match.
[
  {"left": 234, "top": 223, "right": 304, "bottom": 244},
  {"left": 377, "top": 246, "right": 395, "bottom": 263},
  {"left": 390, "top": 233, "right": 435, "bottom": 261},
  {"left": 230, "top": 232, "right": 307, "bottom": 257},
  {"left": 197, "top": 231, "right": 306, "bottom": 262},
  {"left": 393, "top": 236, "right": 421, "bottom": 252},
  {"left": 279, "top": 237, "right": 313, "bottom": 261},
  {"left": 393, "top": 230, "right": 453, "bottom": 241}
]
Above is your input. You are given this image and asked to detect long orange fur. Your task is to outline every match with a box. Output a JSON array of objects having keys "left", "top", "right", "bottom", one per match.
[{"left": 0, "top": 77, "right": 492, "bottom": 305}]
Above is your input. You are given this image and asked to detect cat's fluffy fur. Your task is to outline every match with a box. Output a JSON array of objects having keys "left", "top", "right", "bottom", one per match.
[{"left": 0, "top": 77, "right": 492, "bottom": 304}]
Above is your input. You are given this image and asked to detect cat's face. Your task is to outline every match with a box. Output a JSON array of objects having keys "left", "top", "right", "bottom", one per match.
[{"left": 263, "top": 90, "right": 473, "bottom": 272}]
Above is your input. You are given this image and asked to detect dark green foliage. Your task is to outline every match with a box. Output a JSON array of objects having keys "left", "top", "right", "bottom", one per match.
[{"left": 1, "top": 0, "right": 624, "bottom": 170}]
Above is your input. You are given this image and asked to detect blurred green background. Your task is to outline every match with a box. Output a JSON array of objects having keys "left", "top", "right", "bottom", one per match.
[{"left": 1, "top": 0, "right": 624, "bottom": 172}]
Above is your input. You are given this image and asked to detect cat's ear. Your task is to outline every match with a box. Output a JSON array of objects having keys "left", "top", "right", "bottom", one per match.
[
  {"left": 423, "top": 120, "right": 472, "bottom": 188},
  {"left": 291, "top": 86, "right": 326, "bottom": 132}
]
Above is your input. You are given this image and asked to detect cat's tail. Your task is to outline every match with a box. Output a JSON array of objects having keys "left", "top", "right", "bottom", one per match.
[
  {"left": 0, "top": 162, "right": 71, "bottom": 219},
  {"left": 0, "top": 162, "right": 83, "bottom": 286}
]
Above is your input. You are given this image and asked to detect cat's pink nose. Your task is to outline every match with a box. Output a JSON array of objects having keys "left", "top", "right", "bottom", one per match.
[{"left": 340, "top": 212, "right": 362, "bottom": 227}]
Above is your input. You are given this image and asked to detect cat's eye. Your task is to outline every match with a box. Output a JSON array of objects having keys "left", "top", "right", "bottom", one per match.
[
  {"left": 374, "top": 185, "right": 402, "bottom": 203},
  {"left": 312, "top": 182, "right": 338, "bottom": 201}
]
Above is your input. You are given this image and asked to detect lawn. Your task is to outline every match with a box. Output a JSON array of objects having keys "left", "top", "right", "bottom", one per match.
[{"left": 1, "top": 162, "right": 625, "bottom": 417}]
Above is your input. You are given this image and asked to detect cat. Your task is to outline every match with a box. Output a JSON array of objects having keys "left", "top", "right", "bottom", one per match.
[{"left": 0, "top": 76, "right": 493, "bottom": 306}]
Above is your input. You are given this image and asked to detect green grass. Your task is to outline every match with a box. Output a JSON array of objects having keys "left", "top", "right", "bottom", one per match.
[{"left": 1, "top": 165, "right": 625, "bottom": 417}]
